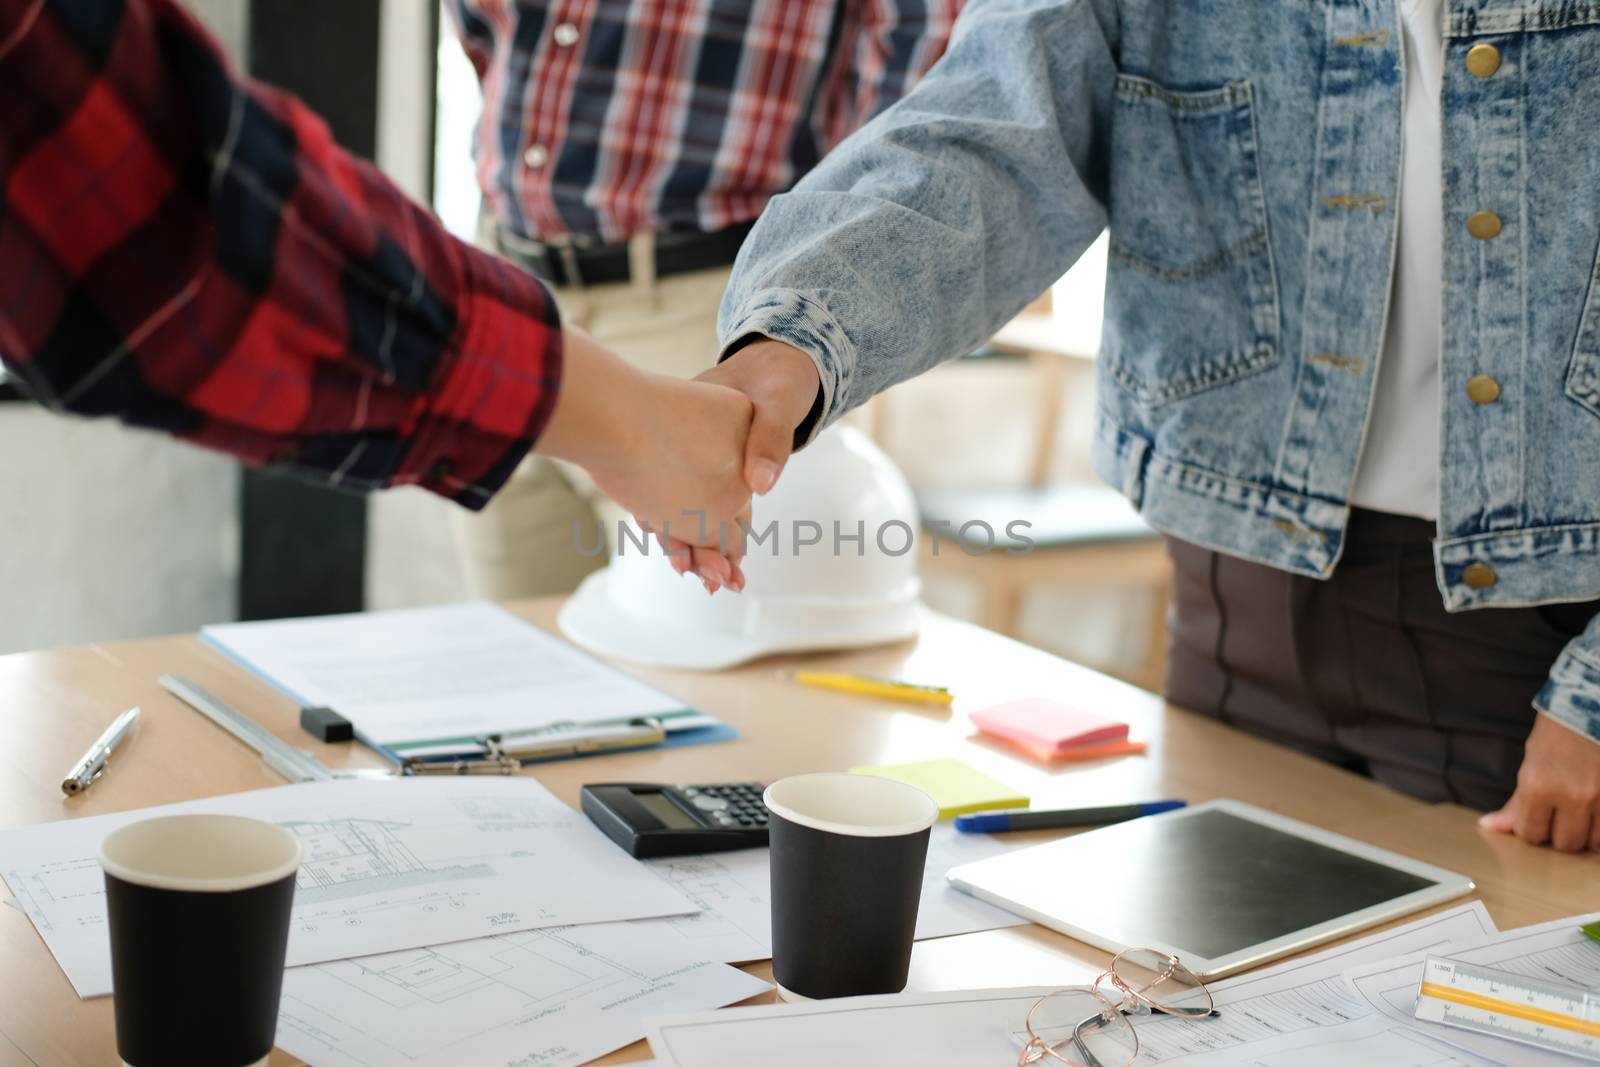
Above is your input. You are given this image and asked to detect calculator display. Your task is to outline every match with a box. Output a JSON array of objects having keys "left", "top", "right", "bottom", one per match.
[{"left": 637, "top": 791, "right": 699, "bottom": 829}]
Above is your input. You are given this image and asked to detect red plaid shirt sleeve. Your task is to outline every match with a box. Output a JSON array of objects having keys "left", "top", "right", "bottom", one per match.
[{"left": 0, "top": 0, "right": 562, "bottom": 509}]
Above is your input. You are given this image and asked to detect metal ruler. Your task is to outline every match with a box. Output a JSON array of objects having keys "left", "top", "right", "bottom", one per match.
[
  {"left": 1414, "top": 956, "right": 1600, "bottom": 1062},
  {"left": 160, "top": 674, "right": 339, "bottom": 783}
]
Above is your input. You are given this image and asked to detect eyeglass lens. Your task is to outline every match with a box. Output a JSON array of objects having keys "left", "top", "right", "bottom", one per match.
[
  {"left": 1022, "top": 988, "right": 1138, "bottom": 1067},
  {"left": 1110, "top": 948, "right": 1213, "bottom": 1017}
]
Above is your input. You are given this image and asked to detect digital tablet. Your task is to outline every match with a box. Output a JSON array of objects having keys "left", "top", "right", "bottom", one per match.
[{"left": 945, "top": 799, "right": 1474, "bottom": 978}]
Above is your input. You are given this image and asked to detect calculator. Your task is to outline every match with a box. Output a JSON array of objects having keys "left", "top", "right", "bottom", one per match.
[{"left": 579, "top": 781, "right": 770, "bottom": 858}]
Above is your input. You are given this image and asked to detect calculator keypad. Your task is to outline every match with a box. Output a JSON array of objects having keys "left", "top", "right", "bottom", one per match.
[{"left": 687, "top": 783, "right": 769, "bottom": 829}]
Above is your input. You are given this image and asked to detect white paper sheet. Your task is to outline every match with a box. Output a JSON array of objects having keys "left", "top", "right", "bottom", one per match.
[
  {"left": 276, "top": 922, "right": 769, "bottom": 1067},
  {"left": 202, "top": 603, "right": 688, "bottom": 745},
  {"left": 649, "top": 986, "right": 1510, "bottom": 1067},
  {"left": 627, "top": 824, "right": 1033, "bottom": 963},
  {"left": 644, "top": 903, "right": 1502, "bottom": 1067},
  {"left": 1346, "top": 911, "right": 1600, "bottom": 1067},
  {"left": 0, "top": 778, "right": 698, "bottom": 998},
  {"left": 649, "top": 985, "right": 1054, "bottom": 1066}
]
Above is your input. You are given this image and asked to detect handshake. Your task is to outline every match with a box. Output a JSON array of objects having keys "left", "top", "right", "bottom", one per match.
[{"left": 536, "top": 330, "right": 822, "bottom": 593}]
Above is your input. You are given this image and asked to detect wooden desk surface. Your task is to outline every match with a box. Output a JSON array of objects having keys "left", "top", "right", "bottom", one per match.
[{"left": 0, "top": 600, "right": 1593, "bottom": 1066}]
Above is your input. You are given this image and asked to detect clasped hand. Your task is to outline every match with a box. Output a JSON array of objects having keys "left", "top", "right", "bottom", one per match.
[
  {"left": 651, "top": 339, "right": 825, "bottom": 590},
  {"left": 538, "top": 329, "right": 810, "bottom": 591},
  {"left": 596, "top": 370, "right": 755, "bottom": 592},
  {"left": 539, "top": 330, "right": 821, "bottom": 589}
]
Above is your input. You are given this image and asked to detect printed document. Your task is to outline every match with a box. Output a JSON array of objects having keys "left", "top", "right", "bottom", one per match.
[
  {"left": 1118, "top": 902, "right": 1499, "bottom": 1063},
  {"left": 645, "top": 904, "right": 1600, "bottom": 1067},
  {"left": 277, "top": 921, "right": 769, "bottom": 1067},
  {"left": 1134, "top": 907, "right": 1600, "bottom": 1067},
  {"left": 202, "top": 602, "right": 687, "bottom": 745},
  {"left": 1346, "top": 911, "right": 1600, "bottom": 1067},
  {"left": 0, "top": 778, "right": 698, "bottom": 998},
  {"left": 644, "top": 903, "right": 1500, "bottom": 1067}
]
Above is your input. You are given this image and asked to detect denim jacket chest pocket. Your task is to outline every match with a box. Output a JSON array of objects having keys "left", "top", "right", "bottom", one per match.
[{"left": 1102, "top": 76, "right": 1281, "bottom": 405}]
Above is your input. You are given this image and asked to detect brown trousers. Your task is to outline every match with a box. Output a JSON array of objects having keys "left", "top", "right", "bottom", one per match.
[{"left": 1165, "top": 509, "right": 1599, "bottom": 811}]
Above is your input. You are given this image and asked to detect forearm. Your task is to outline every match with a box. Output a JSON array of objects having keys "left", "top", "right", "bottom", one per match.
[
  {"left": 1535, "top": 616, "right": 1600, "bottom": 745},
  {"left": 0, "top": 0, "right": 562, "bottom": 509},
  {"left": 719, "top": 0, "right": 1119, "bottom": 441},
  {"left": 534, "top": 327, "right": 644, "bottom": 474},
  {"left": 540, "top": 327, "right": 754, "bottom": 557}
]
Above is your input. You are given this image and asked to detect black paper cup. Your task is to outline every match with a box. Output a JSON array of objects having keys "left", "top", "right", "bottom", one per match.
[
  {"left": 98, "top": 814, "right": 302, "bottom": 1067},
  {"left": 763, "top": 772, "right": 939, "bottom": 1001}
]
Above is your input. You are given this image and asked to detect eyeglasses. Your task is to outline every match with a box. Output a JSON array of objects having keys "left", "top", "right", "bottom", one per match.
[{"left": 1016, "top": 948, "right": 1215, "bottom": 1067}]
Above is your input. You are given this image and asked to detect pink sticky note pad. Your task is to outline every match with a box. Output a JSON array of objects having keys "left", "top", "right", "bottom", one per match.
[{"left": 970, "top": 698, "right": 1130, "bottom": 757}]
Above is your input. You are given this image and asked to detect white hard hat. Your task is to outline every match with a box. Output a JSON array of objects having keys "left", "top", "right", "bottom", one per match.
[{"left": 559, "top": 424, "right": 923, "bottom": 670}]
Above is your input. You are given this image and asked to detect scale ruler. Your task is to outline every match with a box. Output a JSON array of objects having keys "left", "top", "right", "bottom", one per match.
[
  {"left": 1414, "top": 956, "right": 1600, "bottom": 1061},
  {"left": 159, "top": 674, "right": 336, "bottom": 783}
]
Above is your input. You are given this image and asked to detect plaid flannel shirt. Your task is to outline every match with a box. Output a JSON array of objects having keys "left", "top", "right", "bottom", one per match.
[
  {"left": 0, "top": 0, "right": 562, "bottom": 509},
  {"left": 448, "top": 0, "right": 961, "bottom": 243}
]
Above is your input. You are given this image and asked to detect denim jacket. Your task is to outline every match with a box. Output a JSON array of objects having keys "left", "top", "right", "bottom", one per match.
[{"left": 719, "top": 0, "right": 1600, "bottom": 742}]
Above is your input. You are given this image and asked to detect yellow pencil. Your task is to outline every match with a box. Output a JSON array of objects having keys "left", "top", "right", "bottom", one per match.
[{"left": 784, "top": 671, "right": 955, "bottom": 705}]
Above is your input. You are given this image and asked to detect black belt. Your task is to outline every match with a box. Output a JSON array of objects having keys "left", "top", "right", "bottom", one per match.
[{"left": 494, "top": 220, "right": 754, "bottom": 288}]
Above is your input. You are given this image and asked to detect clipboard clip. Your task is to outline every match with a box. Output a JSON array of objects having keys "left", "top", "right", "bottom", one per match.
[
  {"left": 401, "top": 718, "right": 668, "bottom": 776},
  {"left": 402, "top": 738, "right": 522, "bottom": 776}
]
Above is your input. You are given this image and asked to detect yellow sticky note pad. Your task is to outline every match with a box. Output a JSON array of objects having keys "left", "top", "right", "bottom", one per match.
[{"left": 849, "top": 757, "right": 1028, "bottom": 819}]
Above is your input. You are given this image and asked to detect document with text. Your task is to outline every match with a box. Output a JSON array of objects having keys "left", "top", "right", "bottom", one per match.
[
  {"left": 1346, "top": 911, "right": 1600, "bottom": 1067},
  {"left": 645, "top": 904, "right": 1501, "bottom": 1067},
  {"left": 1119, "top": 902, "right": 1500, "bottom": 1063}
]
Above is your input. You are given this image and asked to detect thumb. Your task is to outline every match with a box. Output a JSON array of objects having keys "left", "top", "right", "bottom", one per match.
[
  {"left": 1479, "top": 808, "right": 1515, "bottom": 833},
  {"left": 744, "top": 404, "right": 794, "bottom": 495}
]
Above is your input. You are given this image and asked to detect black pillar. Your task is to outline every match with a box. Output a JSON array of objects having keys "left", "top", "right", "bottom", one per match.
[{"left": 239, "top": 0, "right": 386, "bottom": 620}]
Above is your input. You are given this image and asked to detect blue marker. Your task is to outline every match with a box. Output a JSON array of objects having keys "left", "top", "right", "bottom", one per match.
[{"left": 954, "top": 800, "right": 1187, "bottom": 834}]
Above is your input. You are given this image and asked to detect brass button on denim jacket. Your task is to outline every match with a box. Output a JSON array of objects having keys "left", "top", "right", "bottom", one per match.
[{"left": 719, "top": 0, "right": 1600, "bottom": 740}]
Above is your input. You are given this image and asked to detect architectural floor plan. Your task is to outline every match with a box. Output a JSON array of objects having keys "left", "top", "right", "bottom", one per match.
[
  {"left": 0, "top": 778, "right": 699, "bottom": 997},
  {"left": 276, "top": 921, "right": 769, "bottom": 1067}
]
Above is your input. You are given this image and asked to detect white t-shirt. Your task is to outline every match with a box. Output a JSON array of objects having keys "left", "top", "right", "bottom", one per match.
[{"left": 1350, "top": 0, "right": 1444, "bottom": 519}]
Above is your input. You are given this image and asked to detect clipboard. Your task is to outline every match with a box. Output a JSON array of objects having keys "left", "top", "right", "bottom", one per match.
[{"left": 197, "top": 604, "right": 741, "bottom": 774}]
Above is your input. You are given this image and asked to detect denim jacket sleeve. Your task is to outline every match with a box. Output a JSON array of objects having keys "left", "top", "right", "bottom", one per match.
[
  {"left": 718, "top": 0, "right": 1120, "bottom": 442},
  {"left": 1537, "top": 625, "right": 1600, "bottom": 746}
]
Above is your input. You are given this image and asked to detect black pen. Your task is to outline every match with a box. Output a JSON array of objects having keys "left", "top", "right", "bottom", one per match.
[{"left": 954, "top": 800, "right": 1187, "bottom": 833}]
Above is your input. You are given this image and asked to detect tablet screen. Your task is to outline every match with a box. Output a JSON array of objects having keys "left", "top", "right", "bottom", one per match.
[{"left": 1026, "top": 808, "right": 1439, "bottom": 960}]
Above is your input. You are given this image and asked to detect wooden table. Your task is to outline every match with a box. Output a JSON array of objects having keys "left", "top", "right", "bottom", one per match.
[{"left": 1, "top": 601, "right": 1594, "bottom": 1066}]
